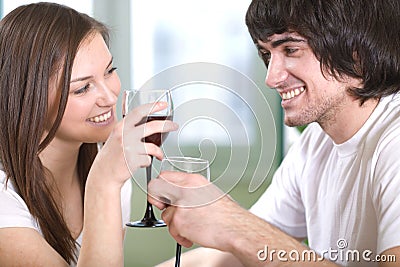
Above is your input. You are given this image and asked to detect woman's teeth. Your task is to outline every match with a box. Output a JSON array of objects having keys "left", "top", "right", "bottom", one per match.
[
  {"left": 89, "top": 111, "right": 112, "bottom": 123},
  {"left": 282, "top": 87, "right": 305, "bottom": 100}
]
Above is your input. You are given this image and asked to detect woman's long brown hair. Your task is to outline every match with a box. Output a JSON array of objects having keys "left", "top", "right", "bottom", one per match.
[{"left": 0, "top": 3, "right": 110, "bottom": 264}]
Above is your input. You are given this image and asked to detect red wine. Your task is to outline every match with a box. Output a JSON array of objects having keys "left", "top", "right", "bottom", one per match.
[{"left": 137, "top": 115, "right": 173, "bottom": 146}]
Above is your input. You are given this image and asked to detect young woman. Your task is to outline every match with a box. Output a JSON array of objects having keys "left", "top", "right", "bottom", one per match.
[{"left": 0, "top": 3, "right": 177, "bottom": 266}]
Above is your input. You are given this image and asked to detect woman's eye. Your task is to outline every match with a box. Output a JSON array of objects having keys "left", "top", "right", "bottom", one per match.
[
  {"left": 74, "top": 84, "right": 90, "bottom": 95},
  {"left": 106, "top": 67, "right": 117, "bottom": 76}
]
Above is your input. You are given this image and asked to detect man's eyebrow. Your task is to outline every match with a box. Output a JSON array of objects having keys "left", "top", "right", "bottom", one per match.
[
  {"left": 255, "top": 43, "right": 264, "bottom": 51},
  {"left": 270, "top": 37, "right": 306, "bottom": 48},
  {"left": 70, "top": 57, "right": 113, "bottom": 83},
  {"left": 256, "top": 37, "right": 307, "bottom": 51}
]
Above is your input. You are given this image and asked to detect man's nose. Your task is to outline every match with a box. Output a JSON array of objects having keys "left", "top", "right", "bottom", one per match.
[{"left": 265, "top": 56, "right": 289, "bottom": 89}]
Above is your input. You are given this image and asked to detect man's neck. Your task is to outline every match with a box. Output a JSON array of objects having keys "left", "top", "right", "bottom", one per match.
[{"left": 320, "top": 97, "right": 380, "bottom": 144}]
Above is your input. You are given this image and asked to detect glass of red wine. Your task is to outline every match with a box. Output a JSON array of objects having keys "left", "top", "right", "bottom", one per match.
[{"left": 122, "top": 89, "right": 173, "bottom": 227}]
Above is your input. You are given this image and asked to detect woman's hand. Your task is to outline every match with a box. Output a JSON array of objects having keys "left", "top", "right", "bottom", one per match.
[
  {"left": 80, "top": 102, "right": 178, "bottom": 266},
  {"left": 89, "top": 102, "right": 178, "bottom": 189}
]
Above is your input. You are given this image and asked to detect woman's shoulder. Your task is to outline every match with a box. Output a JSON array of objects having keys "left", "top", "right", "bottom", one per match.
[{"left": 0, "top": 170, "right": 39, "bottom": 231}]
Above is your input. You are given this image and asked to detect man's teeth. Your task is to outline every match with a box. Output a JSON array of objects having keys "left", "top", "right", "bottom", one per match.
[
  {"left": 282, "top": 87, "right": 305, "bottom": 100},
  {"left": 89, "top": 111, "right": 112, "bottom": 123}
]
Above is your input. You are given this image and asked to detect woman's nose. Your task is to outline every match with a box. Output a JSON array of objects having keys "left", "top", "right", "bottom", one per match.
[{"left": 97, "top": 84, "right": 119, "bottom": 106}]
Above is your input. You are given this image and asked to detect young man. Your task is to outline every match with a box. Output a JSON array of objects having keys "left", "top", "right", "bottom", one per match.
[{"left": 149, "top": 0, "right": 400, "bottom": 266}]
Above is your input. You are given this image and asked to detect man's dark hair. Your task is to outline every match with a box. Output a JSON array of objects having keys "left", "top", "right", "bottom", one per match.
[{"left": 246, "top": 0, "right": 400, "bottom": 104}]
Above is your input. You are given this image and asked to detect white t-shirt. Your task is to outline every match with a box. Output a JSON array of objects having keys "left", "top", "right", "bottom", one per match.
[
  {"left": 0, "top": 170, "right": 132, "bottom": 266},
  {"left": 251, "top": 93, "right": 400, "bottom": 266}
]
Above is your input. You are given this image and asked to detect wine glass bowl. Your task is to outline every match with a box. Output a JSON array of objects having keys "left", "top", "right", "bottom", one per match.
[
  {"left": 123, "top": 89, "right": 173, "bottom": 147},
  {"left": 160, "top": 156, "right": 210, "bottom": 179},
  {"left": 123, "top": 89, "right": 173, "bottom": 228}
]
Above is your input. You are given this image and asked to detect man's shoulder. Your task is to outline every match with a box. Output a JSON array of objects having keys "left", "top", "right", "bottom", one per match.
[
  {"left": 374, "top": 93, "right": 400, "bottom": 143},
  {"left": 284, "top": 123, "right": 332, "bottom": 161},
  {"left": 382, "top": 92, "right": 400, "bottom": 115},
  {"left": 296, "top": 123, "right": 330, "bottom": 148}
]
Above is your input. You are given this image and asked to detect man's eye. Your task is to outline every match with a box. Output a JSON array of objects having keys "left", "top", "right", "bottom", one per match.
[
  {"left": 285, "top": 47, "right": 299, "bottom": 55},
  {"left": 258, "top": 50, "right": 271, "bottom": 66}
]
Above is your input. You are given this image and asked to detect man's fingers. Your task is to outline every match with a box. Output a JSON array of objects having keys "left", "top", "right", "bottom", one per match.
[
  {"left": 148, "top": 178, "right": 179, "bottom": 206},
  {"left": 161, "top": 207, "right": 172, "bottom": 224},
  {"left": 162, "top": 208, "right": 194, "bottom": 248},
  {"left": 177, "top": 237, "right": 193, "bottom": 248},
  {"left": 149, "top": 171, "right": 225, "bottom": 207},
  {"left": 148, "top": 194, "right": 168, "bottom": 210}
]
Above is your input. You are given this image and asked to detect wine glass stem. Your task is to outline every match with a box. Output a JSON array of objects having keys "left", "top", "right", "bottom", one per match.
[
  {"left": 146, "top": 156, "right": 153, "bottom": 184},
  {"left": 175, "top": 243, "right": 181, "bottom": 267},
  {"left": 144, "top": 156, "right": 156, "bottom": 221},
  {"left": 144, "top": 201, "right": 157, "bottom": 220}
]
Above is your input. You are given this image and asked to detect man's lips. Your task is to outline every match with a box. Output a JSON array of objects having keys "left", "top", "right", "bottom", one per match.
[{"left": 279, "top": 86, "right": 305, "bottom": 100}]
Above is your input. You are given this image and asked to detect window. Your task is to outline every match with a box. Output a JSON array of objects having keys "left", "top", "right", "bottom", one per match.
[
  {"left": 2, "top": 0, "right": 93, "bottom": 17},
  {"left": 130, "top": 0, "right": 274, "bottom": 146},
  {"left": 130, "top": 0, "right": 279, "bottom": 193}
]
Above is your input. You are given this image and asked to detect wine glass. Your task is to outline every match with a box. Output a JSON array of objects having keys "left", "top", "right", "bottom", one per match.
[
  {"left": 159, "top": 156, "right": 210, "bottom": 267},
  {"left": 122, "top": 89, "right": 173, "bottom": 227}
]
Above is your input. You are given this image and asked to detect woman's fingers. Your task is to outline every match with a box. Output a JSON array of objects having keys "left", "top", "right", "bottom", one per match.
[
  {"left": 126, "top": 102, "right": 168, "bottom": 124},
  {"left": 141, "top": 120, "right": 178, "bottom": 138},
  {"left": 143, "top": 143, "right": 164, "bottom": 161},
  {"left": 135, "top": 154, "right": 153, "bottom": 169},
  {"left": 124, "top": 116, "right": 178, "bottom": 143}
]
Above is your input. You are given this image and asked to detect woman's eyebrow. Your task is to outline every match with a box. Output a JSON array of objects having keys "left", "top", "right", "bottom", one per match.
[{"left": 70, "top": 57, "right": 113, "bottom": 83}]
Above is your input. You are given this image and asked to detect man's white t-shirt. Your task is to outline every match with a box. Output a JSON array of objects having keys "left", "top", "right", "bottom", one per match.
[
  {"left": 0, "top": 170, "right": 132, "bottom": 266},
  {"left": 251, "top": 93, "right": 400, "bottom": 266}
]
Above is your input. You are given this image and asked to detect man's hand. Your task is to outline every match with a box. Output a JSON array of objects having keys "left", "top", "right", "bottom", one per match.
[{"left": 148, "top": 171, "right": 240, "bottom": 250}]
